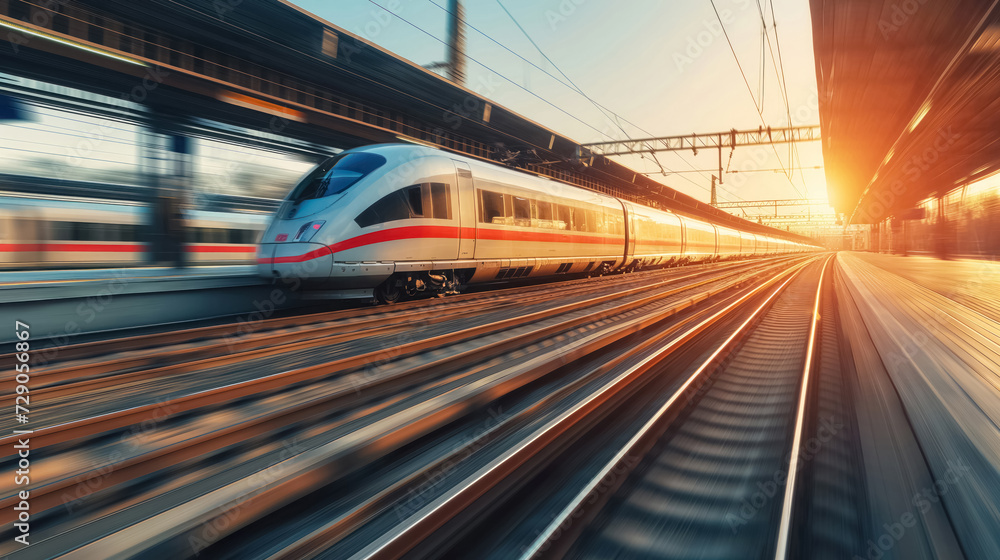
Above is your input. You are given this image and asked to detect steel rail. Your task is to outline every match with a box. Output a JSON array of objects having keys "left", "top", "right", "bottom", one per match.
[
  {"left": 0, "top": 256, "right": 794, "bottom": 367},
  {"left": 348, "top": 257, "right": 820, "bottom": 560},
  {"left": 772, "top": 253, "right": 835, "bottom": 560},
  {"left": 39, "top": 261, "right": 808, "bottom": 560},
  {"left": 7, "top": 259, "right": 798, "bottom": 426},
  {"left": 513, "top": 256, "right": 823, "bottom": 560},
  {"left": 265, "top": 285, "right": 753, "bottom": 560},
  {"left": 0, "top": 258, "right": 802, "bottom": 518}
]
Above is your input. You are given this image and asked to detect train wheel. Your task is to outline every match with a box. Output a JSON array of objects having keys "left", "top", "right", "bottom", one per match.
[{"left": 375, "top": 279, "right": 403, "bottom": 305}]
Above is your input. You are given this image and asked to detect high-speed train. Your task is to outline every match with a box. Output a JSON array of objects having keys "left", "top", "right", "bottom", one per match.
[
  {"left": 257, "top": 144, "right": 817, "bottom": 302},
  {"left": 0, "top": 192, "right": 268, "bottom": 268}
]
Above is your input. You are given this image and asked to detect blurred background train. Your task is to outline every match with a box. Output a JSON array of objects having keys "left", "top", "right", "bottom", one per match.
[
  {"left": 257, "top": 144, "right": 817, "bottom": 302},
  {"left": 0, "top": 191, "right": 268, "bottom": 269}
]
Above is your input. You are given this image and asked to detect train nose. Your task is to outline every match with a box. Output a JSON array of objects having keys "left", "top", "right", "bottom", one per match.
[
  {"left": 256, "top": 243, "right": 277, "bottom": 278},
  {"left": 256, "top": 242, "right": 333, "bottom": 281}
]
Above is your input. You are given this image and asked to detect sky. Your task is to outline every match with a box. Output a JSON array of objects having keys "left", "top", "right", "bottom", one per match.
[{"left": 289, "top": 0, "right": 830, "bottom": 217}]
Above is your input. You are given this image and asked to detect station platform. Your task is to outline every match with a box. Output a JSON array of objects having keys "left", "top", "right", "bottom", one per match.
[
  {"left": 836, "top": 251, "right": 1000, "bottom": 557},
  {"left": 0, "top": 265, "right": 260, "bottom": 303},
  {"left": 0, "top": 265, "right": 297, "bottom": 344}
]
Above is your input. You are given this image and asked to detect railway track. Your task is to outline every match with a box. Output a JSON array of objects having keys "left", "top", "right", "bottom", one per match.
[
  {"left": 0, "top": 257, "right": 803, "bottom": 432},
  {"left": 0, "top": 256, "right": 814, "bottom": 559},
  {"left": 379, "top": 254, "right": 842, "bottom": 560}
]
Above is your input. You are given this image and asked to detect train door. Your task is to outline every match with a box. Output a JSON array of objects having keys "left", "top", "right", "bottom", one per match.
[
  {"left": 453, "top": 161, "right": 476, "bottom": 260},
  {"left": 621, "top": 200, "right": 636, "bottom": 265},
  {"left": 711, "top": 224, "right": 720, "bottom": 257}
]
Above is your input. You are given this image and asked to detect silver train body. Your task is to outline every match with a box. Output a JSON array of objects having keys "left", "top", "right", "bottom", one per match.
[
  {"left": 257, "top": 144, "right": 817, "bottom": 299},
  {"left": 0, "top": 193, "right": 268, "bottom": 268}
]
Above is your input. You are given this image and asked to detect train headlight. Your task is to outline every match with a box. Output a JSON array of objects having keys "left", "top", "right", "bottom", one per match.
[{"left": 293, "top": 220, "right": 326, "bottom": 242}]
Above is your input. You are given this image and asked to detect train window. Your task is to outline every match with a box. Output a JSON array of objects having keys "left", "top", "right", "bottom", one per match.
[
  {"left": 355, "top": 189, "right": 418, "bottom": 228},
  {"left": 70, "top": 222, "right": 98, "bottom": 241},
  {"left": 556, "top": 205, "right": 571, "bottom": 230},
  {"left": 121, "top": 225, "right": 138, "bottom": 242},
  {"left": 480, "top": 190, "right": 505, "bottom": 224},
  {"left": 103, "top": 224, "right": 119, "bottom": 242},
  {"left": 512, "top": 197, "right": 531, "bottom": 226},
  {"left": 288, "top": 152, "right": 386, "bottom": 201},
  {"left": 430, "top": 183, "right": 451, "bottom": 220},
  {"left": 50, "top": 222, "right": 70, "bottom": 240},
  {"left": 572, "top": 208, "right": 587, "bottom": 232},
  {"left": 405, "top": 186, "right": 424, "bottom": 217},
  {"left": 537, "top": 201, "right": 553, "bottom": 221}
]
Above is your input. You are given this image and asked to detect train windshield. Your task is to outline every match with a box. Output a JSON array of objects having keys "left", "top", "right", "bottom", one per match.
[{"left": 288, "top": 152, "right": 386, "bottom": 201}]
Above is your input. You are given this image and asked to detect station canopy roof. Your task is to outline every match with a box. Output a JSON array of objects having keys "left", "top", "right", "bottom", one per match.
[{"left": 810, "top": 0, "right": 1000, "bottom": 223}]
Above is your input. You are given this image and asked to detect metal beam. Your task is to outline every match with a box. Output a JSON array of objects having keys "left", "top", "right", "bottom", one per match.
[
  {"left": 752, "top": 214, "right": 840, "bottom": 221},
  {"left": 715, "top": 199, "right": 832, "bottom": 209},
  {"left": 581, "top": 125, "right": 822, "bottom": 156}
]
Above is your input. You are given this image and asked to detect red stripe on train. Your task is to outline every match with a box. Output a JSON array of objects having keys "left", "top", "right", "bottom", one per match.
[
  {"left": 0, "top": 243, "right": 257, "bottom": 254},
  {"left": 257, "top": 246, "right": 332, "bottom": 264},
  {"left": 187, "top": 245, "right": 257, "bottom": 253},
  {"left": 0, "top": 243, "right": 146, "bottom": 253},
  {"left": 259, "top": 225, "right": 633, "bottom": 264}
]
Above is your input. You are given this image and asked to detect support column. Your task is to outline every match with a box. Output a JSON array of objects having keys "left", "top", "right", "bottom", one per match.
[{"left": 145, "top": 112, "right": 193, "bottom": 268}]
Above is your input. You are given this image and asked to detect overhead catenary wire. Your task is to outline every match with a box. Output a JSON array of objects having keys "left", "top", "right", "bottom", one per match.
[
  {"left": 367, "top": 0, "right": 623, "bottom": 144},
  {"left": 709, "top": 0, "right": 806, "bottom": 200},
  {"left": 488, "top": 0, "right": 748, "bottom": 201},
  {"left": 492, "top": 0, "right": 722, "bottom": 195},
  {"left": 422, "top": 0, "right": 728, "bottom": 199},
  {"left": 415, "top": 0, "right": 748, "bottom": 203}
]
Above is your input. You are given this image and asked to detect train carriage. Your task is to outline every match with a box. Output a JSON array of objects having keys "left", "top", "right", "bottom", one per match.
[
  {"left": 0, "top": 193, "right": 267, "bottom": 269},
  {"left": 623, "top": 201, "right": 682, "bottom": 269},
  {"left": 0, "top": 194, "right": 146, "bottom": 268},
  {"left": 255, "top": 143, "right": 819, "bottom": 302}
]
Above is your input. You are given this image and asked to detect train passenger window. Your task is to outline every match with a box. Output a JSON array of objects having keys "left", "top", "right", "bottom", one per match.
[
  {"left": 103, "top": 224, "right": 119, "bottom": 242},
  {"left": 556, "top": 205, "right": 571, "bottom": 230},
  {"left": 405, "top": 186, "right": 424, "bottom": 217},
  {"left": 512, "top": 197, "right": 531, "bottom": 226},
  {"left": 572, "top": 208, "right": 587, "bottom": 232},
  {"left": 70, "top": 222, "right": 98, "bottom": 241},
  {"left": 120, "top": 225, "right": 137, "bottom": 242},
  {"left": 479, "top": 190, "right": 504, "bottom": 224},
  {"left": 537, "top": 201, "right": 553, "bottom": 221},
  {"left": 50, "top": 222, "right": 69, "bottom": 240},
  {"left": 355, "top": 188, "right": 420, "bottom": 228},
  {"left": 430, "top": 183, "right": 451, "bottom": 219},
  {"left": 288, "top": 152, "right": 387, "bottom": 201}
]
